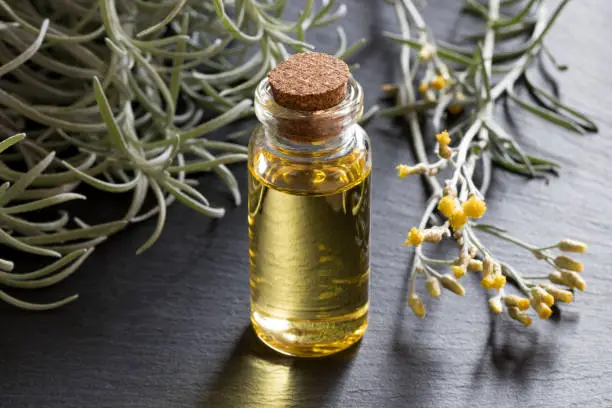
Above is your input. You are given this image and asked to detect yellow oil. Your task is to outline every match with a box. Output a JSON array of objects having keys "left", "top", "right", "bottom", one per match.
[{"left": 248, "top": 143, "right": 371, "bottom": 357}]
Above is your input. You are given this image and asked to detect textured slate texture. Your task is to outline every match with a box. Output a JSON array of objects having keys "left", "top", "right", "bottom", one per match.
[{"left": 1, "top": 1, "right": 611, "bottom": 407}]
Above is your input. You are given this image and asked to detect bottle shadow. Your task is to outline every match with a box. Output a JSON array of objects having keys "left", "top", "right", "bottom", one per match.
[{"left": 201, "top": 325, "right": 360, "bottom": 408}]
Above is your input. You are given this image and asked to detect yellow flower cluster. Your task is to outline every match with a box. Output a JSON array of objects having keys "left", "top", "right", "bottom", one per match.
[
  {"left": 437, "top": 193, "right": 487, "bottom": 232},
  {"left": 404, "top": 226, "right": 450, "bottom": 247}
]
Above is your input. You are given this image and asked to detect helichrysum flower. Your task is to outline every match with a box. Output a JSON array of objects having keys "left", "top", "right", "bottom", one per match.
[
  {"left": 430, "top": 75, "right": 447, "bottom": 91},
  {"left": 405, "top": 227, "right": 424, "bottom": 247},
  {"left": 540, "top": 284, "right": 573, "bottom": 303},
  {"left": 449, "top": 208, "right": 468, "bottom": 230},
  {"left": 462, "top": 195, "right": 487, "bottom": 219},
  {"left": 508, "top": 307, "right": 532, "bottom": 327},
  {"left": 438, "top": 195, "right": 456, "bottom": 218},
  {"left": 531, "top": 287, "right": 555, "bottom": 307},
  {"left": 452, "top": 265, "right": 466, "bottom": 279},
  {"left": 554, "top": 255, "right": 584, "bottom": 272},
  {"left": 419, "top": 81, "right": 429, "bottom": 93},
  {"left": 560, "top": 270, "right": 586, "bottom": 291},
  {"left": 408, "top": 293, "right": 426, "bottom": 317},
  {"left": 492, "top": 274, "right": 506, "bottom": 290},
  {"left": 530, "top": 298, "right": 553, "bottom": 319},
  {"left": 503, "top": 295, "right": 530, "bottom": 311},
  {"left": 425, "top": 276, "right": 441, "bottom": 298},
  {"left": 558, "top": 239, "right": 588, "bottom": 253},
  {"left": 467, "top": 259, "right": 483, "bottom": 271},
  {"left": 440, "top": 274, "right": 465, "bottom": 296},
  {"left": 436, "top": 130, "right": 451, "bottom": 146},
  {"left": 489, "top": 296, "right": 503, "bottom": 314}
]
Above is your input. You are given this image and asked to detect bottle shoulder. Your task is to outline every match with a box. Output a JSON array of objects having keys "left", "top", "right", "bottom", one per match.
[{"left": 248, "top": 125, "right": 371, "bottom": 196}]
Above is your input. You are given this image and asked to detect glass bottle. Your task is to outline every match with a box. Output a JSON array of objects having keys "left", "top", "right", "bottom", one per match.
[{"left": 248, "top": 57, "right": 371, "bottom": 357}]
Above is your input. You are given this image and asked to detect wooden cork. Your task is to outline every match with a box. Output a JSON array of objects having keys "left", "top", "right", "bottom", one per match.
[{"left": 268, "top": 52, "right": 349, "bottom": 112}]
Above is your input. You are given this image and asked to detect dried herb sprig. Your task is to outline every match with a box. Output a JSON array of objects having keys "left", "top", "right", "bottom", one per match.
[
  {"left": 387, "top": 0, "right": 595, "bottom": 324},
  {"left": 0, "top": 0, "right": 364, "bottom": 309}
]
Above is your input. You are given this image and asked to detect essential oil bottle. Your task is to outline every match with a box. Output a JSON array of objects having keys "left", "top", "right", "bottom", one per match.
[{"left": 248, "top": 52, "right": 371, "bottom": 357}]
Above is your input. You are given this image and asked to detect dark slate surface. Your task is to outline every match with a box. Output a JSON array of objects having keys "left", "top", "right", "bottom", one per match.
[{"left": 1, "top": 1, "right": 611, "bottom": 407}]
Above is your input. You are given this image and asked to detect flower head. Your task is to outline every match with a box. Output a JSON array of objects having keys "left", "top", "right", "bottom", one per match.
[
  {"left": 492, "top": 274, "right": 506, "bottom": 290},
  {"left": 531, "top": 287, "right": 555, "bottom": 307},
  {"left": 436, "top": 130, "right": 451, "bottom": 146},
  {"left": 452, "top": 265, "right": 466, "bottom": 279},
  {"left": 405, "top": 227, "right": 424, "bottom": 247},
  {"left": 438, "top": 195, "right": 456, "bottom": 218},
  {"left": 419, "top": 81, "right": 429, "bottom": 93},
  {"left": 449, "top": 208, "right": 468, "bottom": 230},
  {"left": 462, "top": 195, "right": 487, "bottom": 219}
]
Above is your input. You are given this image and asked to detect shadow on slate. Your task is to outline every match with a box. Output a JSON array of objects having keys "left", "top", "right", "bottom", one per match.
[{"left": 202, "top": 326, "right": 358, "bottom": 408}]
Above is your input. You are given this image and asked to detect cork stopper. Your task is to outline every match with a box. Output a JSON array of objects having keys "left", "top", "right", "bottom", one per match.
[{"left": 268, "top": 52, "right": 349, "bottom": 112}]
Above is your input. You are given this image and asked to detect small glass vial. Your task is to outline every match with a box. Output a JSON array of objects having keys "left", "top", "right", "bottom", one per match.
[{"left": 248, "top": 52, "right": 371, "bottom": 357}]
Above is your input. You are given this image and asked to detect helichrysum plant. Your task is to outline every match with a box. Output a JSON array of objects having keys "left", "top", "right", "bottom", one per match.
[
  {"left": 384, "top": 0, "right": 596, "bottom": 325},
  {"left": 0, "top": 0, "right": 364, "bottom": 309}
]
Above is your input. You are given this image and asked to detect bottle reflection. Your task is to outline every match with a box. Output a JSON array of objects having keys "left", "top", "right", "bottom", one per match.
[{"left": 203, "top": 326, "right": 359, "bottom": 408}]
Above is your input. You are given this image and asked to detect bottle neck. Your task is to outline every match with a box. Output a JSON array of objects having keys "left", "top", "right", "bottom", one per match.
[{"left": 254, "top": 76, "right": 364, "bottom": 156}]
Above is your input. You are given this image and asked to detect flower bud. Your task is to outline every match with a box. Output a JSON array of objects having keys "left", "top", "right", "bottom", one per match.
[
  {"left": 440, "top": 274, "right": 465, "bottom": 296},
  {"left": 540, "top": 284, "right": 573, "bottom": 303},
  {"left": 467, "top": 259, "right": 483, "bottom": 271},
  {"left": 530, "top": 286, "right": 555, "bottom": 307},
  {"left": 530, "top": 298, "right": 552, "bottom": 319},
  {"left": 548, "top": 271, "right": 565, "bottom": 286},
  {"left": 558, "top": 239, "right": 587, "bottom": 253},
  {"left": 425, "top": 276, "right": 441, "bottom": 298},
  {"left": 408, "top": 293, "right": 426, "bottom": 317},
  {"left": 554, "top": 255, "right": 584, "bottom": 272},
  {"left": 489, "top": 296, "right": 503, "bottom": 314},
  {"left": 418, "top": 43, "right": 435, "bottom": 61},
  {"left": 503, "top": 295, "right": 530, "bottom": 311},
  {"left": 561, "top": 270, "right": 586, "bottom": 292},
  {"left": 508, "top": 307, "right": 532, "bottom": 327}
]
